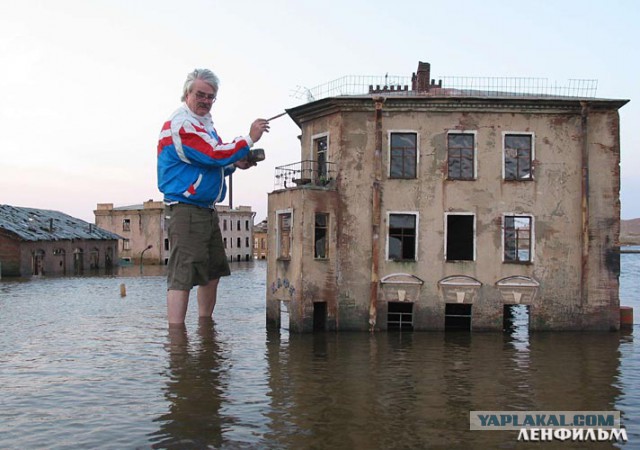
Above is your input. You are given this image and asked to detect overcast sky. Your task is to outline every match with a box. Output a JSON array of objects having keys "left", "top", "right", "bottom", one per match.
[{"left": 1, "top": 0, "right": 638, "bottom": 223}]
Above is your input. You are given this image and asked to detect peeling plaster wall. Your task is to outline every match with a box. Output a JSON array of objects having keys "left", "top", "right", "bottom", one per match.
[{"left": 273, "top": 96, "right": 624, "bottom": 332}]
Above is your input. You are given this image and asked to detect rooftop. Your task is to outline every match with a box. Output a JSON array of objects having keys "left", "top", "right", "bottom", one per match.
[{"left": 0, "top": 204, "right": 121, "bottom": 242}]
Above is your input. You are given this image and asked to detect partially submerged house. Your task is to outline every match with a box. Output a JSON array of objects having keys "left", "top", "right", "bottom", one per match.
[
  {"left": 0, "top": 205, "right": 121, "bottom": 277},
  {"left": 266, "top": 62, "right": 628, "bottom": 332}
]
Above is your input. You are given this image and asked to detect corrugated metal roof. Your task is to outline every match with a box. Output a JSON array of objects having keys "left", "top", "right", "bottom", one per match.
[{"left": 0, "top": 204, "right": 121, "bottom": 242}]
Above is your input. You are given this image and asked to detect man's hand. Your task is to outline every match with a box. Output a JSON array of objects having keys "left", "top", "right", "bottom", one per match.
[
  {"left": 249, "top": 119, "right": 270, "bottom": 143},
  {"left": 234, "top": 159, "right": 256, "bottom": 170}
]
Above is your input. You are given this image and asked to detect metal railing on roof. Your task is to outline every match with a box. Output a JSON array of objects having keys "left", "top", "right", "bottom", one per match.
[{"left": 292, "top": 75, "right": 598, "bottom": 102}]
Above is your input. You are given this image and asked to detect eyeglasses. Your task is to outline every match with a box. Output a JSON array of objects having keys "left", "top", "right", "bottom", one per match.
[{"left": 194, "top": 91, "right": 217, "bottom": 102}]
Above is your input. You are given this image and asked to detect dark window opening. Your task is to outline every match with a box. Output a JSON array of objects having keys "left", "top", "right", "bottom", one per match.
[
  {"left": 446, "top": 215, "right": 474, "bottom": 261},
  {"left": 447, "top": 133, "right": 475, "bottom": 180},
  {"left": 237, "top": 237, "right": 241, "bottom": 248},
  {"left": 123, "top": 218, "right": 131, "bottom": 232},
  {"left": 505, "top": 134, "right": 533, "bottom": 181},
  {"left": 388, "top": 214, "right": 416, "bottom": 261},
  {"left": 237, "top": 220, "right": 241, "bottom": 231},
  {"left": 313, "top": 302, "right": 327, "bottom": 332},
  {"left": 390, "top": 133, "right": 417, "bottom": 179},
  {"left": 388, "top": 302, "right": 413, "bottom": 331},
  {"left": 314, "top": 213, "right": 328, "bottom": 259},
  {"left": 445, "top": 303, "right": 472, "bottom": 331},
  {"left": 223, "top": 219, "right": 227, "bottom": 231},
  {"left": 164, "top": 238, "right": 169, "bottom": 251},
  {"left": 245, "top": 220, "right": 250, "bottom": 231}
]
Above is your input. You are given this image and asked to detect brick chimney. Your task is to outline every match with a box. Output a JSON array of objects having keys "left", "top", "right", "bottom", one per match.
[{"left": 412, "top": 61, "right": 431, "bottom": 92}]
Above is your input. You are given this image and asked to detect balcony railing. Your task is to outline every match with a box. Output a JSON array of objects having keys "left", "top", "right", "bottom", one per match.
[{"left": 274, "top": 160, "right": 336, "bottom": 190}]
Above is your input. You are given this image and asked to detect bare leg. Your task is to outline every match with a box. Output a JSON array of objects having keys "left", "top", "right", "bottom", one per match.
[
  {"left": 197, "top": 278, "right": 220, "bottom": 318},
  {"left": 167, "top": 289, "right": 190, "bottom": 325}
]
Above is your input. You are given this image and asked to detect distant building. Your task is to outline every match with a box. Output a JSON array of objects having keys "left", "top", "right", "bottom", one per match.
[
  {"left": 0, "top": 204, "right": 120, "bottom": 277},
  {"left": 267, "top": 61, "right": 628, "bottom": 333},
  {"left": 253, "top": 219, "right": 268, "bottom": 260},
  {"left": 95, "top": 201, "right": 256, "bottom": 264},
  {"left": 95, "top": 201, "right": 166, "bottom": 264},
  {"left": 217, "top": 205, "right": 255, "bottom": 262}
]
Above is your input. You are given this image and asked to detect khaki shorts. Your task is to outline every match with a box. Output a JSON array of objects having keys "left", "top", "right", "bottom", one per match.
[{"left": 165, "top": 204, "right": 230, "bottom": 290}]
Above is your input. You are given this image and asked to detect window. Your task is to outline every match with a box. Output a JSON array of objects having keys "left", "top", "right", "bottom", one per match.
[
  {"left": 278, "top": 212, "right": 292, "bottom": 259},
  {"left": 123, "top": 239, "right": 130, "bottom": 250},
  {"left": 447, "top": 132, "right": 475, "bottom": 180},
  {"left": 223, "top": 219, "right": 227, "bottom": 231},
  {"left": 237, "top": 220, "right": 241, "bottom": 231},
  {"left": 164, "top": 238, "right": 169, "bottom": 251},
  {"left": 237, "top": 237, "right": 241, "bottom": 248},
  {"left": 122, "top": 218, "right": 130, "bottom": 231},
  {"left": 245, "top": 220, "right": 250, "bottom": 231},
  {"left": 504, "top": 133, "right": 533, "bottom": 180},
  {"left": 224, "top": 237, "right": 227, "bottom": 249},
  {"left": 314, "top": 135, "right": 328, "bottom": 180},
  {"left": 387, "top": 302, "right": 413, "bottom": 331},
  {"left": 445, "top": 304, "right": 472, "bottom": 331},
  {"left": 504, "top": 215, "right": 533, "bottom": 263},
  {"left": 389, "top": 132, "right": 417, "bottom": 179},
  {"left": 388, "top": 213, "right": 417, "bottom": 261},
  {"left": 245, "top": 237, "right": 250, "bottom": 248},
  {"left": 446, "top": 214, "right": 474, "bottom": 261},
  {"left": 314, "top": 213, "right": 329, "bottom": 259}
]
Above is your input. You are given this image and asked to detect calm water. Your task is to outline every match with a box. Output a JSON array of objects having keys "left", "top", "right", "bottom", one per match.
[{"left": 1, "top": 250, "right": 639, "bottom": 449}]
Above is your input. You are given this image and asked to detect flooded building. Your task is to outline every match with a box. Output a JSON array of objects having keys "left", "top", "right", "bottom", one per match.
[
  {"left": 266, "top": 62, "right": 628, "bottom": 332},
  {"left": 95, "top": 201, "right": 256, "bottom": 264},
  {"left": 253, "top": 219, "right": 268, "bottom": 260},
  {"left": 216, "top": 205, "right": 255, "bottom": 262},
  {"left": 0, "top": 204, "right": 120, "bottom": 277},
  {"left": 95, "top": 201, "right": 166, "bottom": 265}
]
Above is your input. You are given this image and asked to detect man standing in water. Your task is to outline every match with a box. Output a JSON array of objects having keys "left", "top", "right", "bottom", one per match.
[{"left": 157, "top": 68, "right": 269, "bottom": 325}]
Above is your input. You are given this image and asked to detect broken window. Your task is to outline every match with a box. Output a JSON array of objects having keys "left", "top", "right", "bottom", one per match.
[
  {"left": 278, "top": 212, "right": 292, "bottom": 260},
  {"left": 388, "top": 213, "right": 417, "bottom": 261},
  {"left": 314, "top": 135, "right": 328, "bottom": 180},
  {"left": 447, "top": 133, "right": 475, "bottom": 180},
  {"left": 504, "top": 215, "right": 532, "bottom": 263},
  {"left": 446, "top": 214, "right": 474, "bottom": 261},
  {"left": 314, "top": 213, "right": 328, "bottom": 259},
  {"left": 390, "top": 132, "right": 417, "bottom": 179},
  {"left": 504, "top": 134, "right": 533, "bottom": 180},
  {"left": 387, "top": 302, "right": 413, "bottom": 331},
  {"left": 123, "top": 218, "right": 131, "bottom": 232}
]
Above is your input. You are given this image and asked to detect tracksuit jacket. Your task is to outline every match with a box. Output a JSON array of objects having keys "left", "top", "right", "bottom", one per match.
[{"left": 157, "top": 104, "right": 254, "bottom": 208}]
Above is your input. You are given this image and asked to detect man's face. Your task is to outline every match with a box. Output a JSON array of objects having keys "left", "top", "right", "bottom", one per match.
[{"left": 185, "top": 78, "right": 217, "bottom": 116}]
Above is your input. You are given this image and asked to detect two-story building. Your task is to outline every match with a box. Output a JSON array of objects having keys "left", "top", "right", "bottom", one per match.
[
  {"left": 266, "top": 61, "right": 628, "bottom": 333},
  {"left": 95, "top": 201, "right": 256, "bottom": 264}
]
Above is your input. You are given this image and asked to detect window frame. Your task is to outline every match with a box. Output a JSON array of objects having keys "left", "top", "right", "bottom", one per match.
[
  {"left": 122, "top": 218, "right": 131, "bottom": 232},
  {"left": 388, "top": 130, "right": 419, "bottom": 179},
  {"left": 444, "top": 212, "right": 476, "bottom": 262},
  {"left": 502, "top": 214, "right": 535, "bottom": 263},
  {"left": 446, "top": 130, "right": 477, "bottom": 180},
  {"left": 311, "top": 132, "right": 330, "bottom": 181},
  {"left": 502, "top": 132, "right": 535, "bottom": 181},
  {"left": 276, "top": 209, "right": 293, "bottom": 260},
  {"left": 386, "top": 211, "right": 419, "bottom": 262},
  {"left": 314, "top": 212, "right": 329, "bottom": 260}
]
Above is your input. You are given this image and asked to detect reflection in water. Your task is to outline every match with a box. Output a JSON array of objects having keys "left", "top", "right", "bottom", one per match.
[
  {"left": 264, "top": 330, "right": 624, "bottom": 449},
  {"left": 149, "top": 320, "right": 230, "bottom": 449}
]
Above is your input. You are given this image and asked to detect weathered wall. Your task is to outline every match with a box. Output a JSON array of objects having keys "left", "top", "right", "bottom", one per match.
[{"left": 276, "top": 96, "right": 623, "bottom": 332}]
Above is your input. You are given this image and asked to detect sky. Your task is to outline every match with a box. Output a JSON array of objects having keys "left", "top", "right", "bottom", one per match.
[{"left": 1, "top": 0, "right": 639, "bottom": 223}]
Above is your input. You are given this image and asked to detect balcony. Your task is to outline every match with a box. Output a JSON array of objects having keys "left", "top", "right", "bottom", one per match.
[{"left": 274, "top": 160, "right": 336, "bottom": 190}]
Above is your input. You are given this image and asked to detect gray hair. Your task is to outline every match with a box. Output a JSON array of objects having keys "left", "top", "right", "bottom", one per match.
[{"left": 181, "top": 69, "right": 219, "bottom": 102}]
